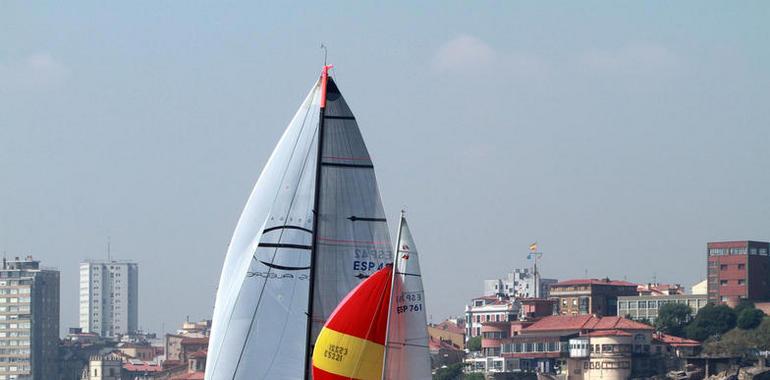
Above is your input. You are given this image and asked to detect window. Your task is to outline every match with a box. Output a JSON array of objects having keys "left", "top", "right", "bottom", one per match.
[
  {"left": 738, "top": 264, "right": 745, "bottom": 270},
  {"left": 738, "top": 279, "right": 746, "bottom": 285},
  {"left": 720, "top": 280, "right": 728, "bottom": 286},
  {"left": 720, "top": 264, "right": 728, "bottom": 270}
]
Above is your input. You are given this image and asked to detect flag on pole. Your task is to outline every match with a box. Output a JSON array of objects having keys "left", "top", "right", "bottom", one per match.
[{"left": 529, "top": 242, "right": 538, "bottom": 252}]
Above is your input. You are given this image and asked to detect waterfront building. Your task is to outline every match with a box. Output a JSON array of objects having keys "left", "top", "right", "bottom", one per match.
[
  {"left": 466, "top": 315, "right": 699, "bottom": 377},
  {"left": 0, "top": 256, "right": 60, "bottom": 380},
  {"left": 79, "top": 260, "right": 139, "bottom": 338},
  {"left": 618, "top": 294, "right": 708, "bottom": 323},
  {"left": 484, "top": 268, "right": 558, "bottom": 299},
  {"left": 706, "top": 240, "right": 770, "bottom": 304},
  {"left": 549, "top": 279, "right": 638, "bottom": 316}
]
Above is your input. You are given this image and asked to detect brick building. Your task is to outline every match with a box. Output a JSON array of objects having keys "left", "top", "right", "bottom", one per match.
[
  {"left": 706, "top": 240, "right": 770, "bottom": 304},
  {"left": 549, "top": 279, "right": 638, "bottom": 316}
]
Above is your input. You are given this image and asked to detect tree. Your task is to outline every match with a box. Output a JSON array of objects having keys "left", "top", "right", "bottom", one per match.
[
  {"left": 753, "top": 317, "right": 770, "bottom": 350},
  {"left": 702, "top": 328, "right": 757, "bottom": 356},
  {"left": 734, "top": 300, "right": 756, "bottom": 315},
  {"left": 685, "top": 303, "right": 737, "bottom": 341},
  {"left": 467, "top": 336, "right": 482, "bottom": 352},
  {"left": 737, "top": 308, "right": 765, "bottom": 330},
  {"left": 433, "top": 363, "right": 463, "bottom": 380},
  {"left": 655, "top": 303, "right": 692, "bottom": 337}
]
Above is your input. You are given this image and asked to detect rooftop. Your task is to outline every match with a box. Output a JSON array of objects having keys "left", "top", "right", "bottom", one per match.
[
  {"left": 553, "top": 278, "right": 638, "bottom": 287},
  {"left": 524, "top": 315, "right": 654, "bottom": 333},
  {"left": 431, "top": 320, "right": 465, "bottom": 335},
  {"left": 653, "top": 332, "right": 701, "bottom": 347},
  {"left": 584, "top": 329, "right": 632, "bottom": 337}
]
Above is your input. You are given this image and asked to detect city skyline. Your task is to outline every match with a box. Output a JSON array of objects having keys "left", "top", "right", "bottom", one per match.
[{"left": 3, "top": 2, "right": 770, "bottom": 338}]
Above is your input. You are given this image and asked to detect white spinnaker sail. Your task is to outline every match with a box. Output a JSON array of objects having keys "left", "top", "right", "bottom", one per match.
[
  {"left": 206, "top": 81, "right": 321, "bottom": 380},
  {"left": 309, "top": 77, "right": 393, "bottom": 344},
  {"left": 384, "top": 215, "right": 432, "bottom": 379},
  {"left": 205, "top": 73, "right": 393, "bottom": 380}
]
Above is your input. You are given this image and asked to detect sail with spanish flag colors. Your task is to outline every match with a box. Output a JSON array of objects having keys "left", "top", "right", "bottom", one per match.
[
  {"left": 312, "top": 265, "right": 393, "bottom": 380},
  {"left": 383, "top": 214, "right": 431, "bottom": 379},
  {"left": 312, "top": 213, "right": 432, "bottom": 380}
]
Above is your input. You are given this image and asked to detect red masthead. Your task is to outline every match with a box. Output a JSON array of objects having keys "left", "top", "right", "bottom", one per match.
[{"left": 320, "top": 65, "right": 333, "bottom": 109}]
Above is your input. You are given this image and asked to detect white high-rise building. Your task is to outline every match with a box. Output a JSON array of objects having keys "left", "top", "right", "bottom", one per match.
[
  {"left": 484, "top": 268, "right": 558, "bottom": 299},
  {"left": 79, "top": 260, "right": 138, "bottom": 338}
]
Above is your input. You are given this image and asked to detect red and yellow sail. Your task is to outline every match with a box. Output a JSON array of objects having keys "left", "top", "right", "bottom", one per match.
[{"left": 312, "top": 265, "right": 393, "bottom": 380}]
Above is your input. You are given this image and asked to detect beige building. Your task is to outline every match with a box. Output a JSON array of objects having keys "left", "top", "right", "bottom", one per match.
[
  {"left": 0, "top": 257, "right": 59, "bottom": 380},
  {"left": 81, "top": 353, "right": 122, "bottom": 380},
  {"left": 691, "top": 280, "right": 707, "bottom": 295},
  {"left": 566, "top": 331, "right": 633, "bottom": 380},
  {"left": 428, "top": 319, "right": 465, "bottom": 349}
]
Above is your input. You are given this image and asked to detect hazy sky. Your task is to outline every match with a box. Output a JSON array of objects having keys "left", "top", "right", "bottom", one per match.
[{"left": 2, "top": 2, "right": 770, "bottom": 336}]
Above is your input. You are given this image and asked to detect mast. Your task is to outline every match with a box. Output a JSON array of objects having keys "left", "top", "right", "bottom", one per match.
[
  {"left": 381, "top": 210, "right": 405, "bottom": 379},
  {"left": 304, "top": 64, "right": 333, "bottom": 380}
]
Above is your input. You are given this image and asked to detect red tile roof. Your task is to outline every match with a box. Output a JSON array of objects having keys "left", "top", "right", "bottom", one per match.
[
  {"left": 433, "top": 320, "right": 465, "bottom": 335},
  {"left": 653, "top": 333, "right": 701, "bottom": 347},
  {"left": 524, "top": 315, "right": 653, "bottom": 332},
  {"left": 584, "top": 329, "right": 632, "bottom": 337},
  {"left": 553, "top": 279, "right": 637, "bottom": 287},
  {"left": 172, "top": 373, "right": 205, "bottom": 380},
  {"left": 180, "top": 337, "right": 209, "bottom": 345},
  {"left": 189, "top": 349, "right": 207, "bottom": 359},
  {"left": 123, "top": 362, "right": 163, "bottom": 372},
  {"left": 428, "top": 336, "right": 462, "bottom": 351}
]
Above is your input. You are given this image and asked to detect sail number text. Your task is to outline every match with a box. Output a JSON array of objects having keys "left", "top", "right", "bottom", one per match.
[
  {"left": 396, "top": 291, "right": 423, "bottom": 314},
  {"left": 353, "top": 249, "right": 389, "bottom": 272},
  {"left": 323, "top": 344, "right": 349, "bottom": 362}
]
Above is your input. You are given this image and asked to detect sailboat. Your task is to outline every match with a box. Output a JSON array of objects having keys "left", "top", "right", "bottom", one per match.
[
  {"left": 312, "top": 213, "right": 432, "bottom": 379},
  {"left": 205, "top": 66, "right": 393, "bottom": 380}
]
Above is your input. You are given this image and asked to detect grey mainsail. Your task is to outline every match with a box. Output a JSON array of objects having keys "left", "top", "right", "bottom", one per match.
[{"left": 205, "top": 68, "right": 392, "bottom": 380}]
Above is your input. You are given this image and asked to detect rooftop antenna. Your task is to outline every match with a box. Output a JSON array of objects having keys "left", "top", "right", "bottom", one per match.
[
  {"left": 107, "top": 236, "right": 112, "bottom": 262},
  {"left": 320, "top": 43, "right": 328, "bottom": 66}
]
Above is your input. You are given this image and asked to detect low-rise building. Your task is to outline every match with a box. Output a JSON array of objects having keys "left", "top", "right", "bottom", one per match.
[
  {"left": 617, "top": 294, "right": 709, "bottom": 323},
  {"left": 465, "top": 314, "right": 700, "bottom": 377},
  {"left": 428, "top": 319, "right": 465, "bottom": 350},
  {"left": 465, "top": 295, "right": 520, "bottom": 339},
  {"left": 80, "top": 353, "right": 123, "bottom": 380},
  {"left": 637, "top": 283, "right": 685, "bottom": 296},
  {"left": 691, "top": 280, "right": 707, "bottom": 295},
  {"left": 550, "top": 279, "right": 638, "bottom": 316},
  {"left": 429, "top": 337, "right": 464, "bottom": 369}
]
